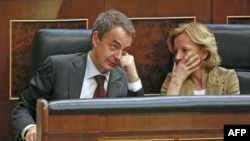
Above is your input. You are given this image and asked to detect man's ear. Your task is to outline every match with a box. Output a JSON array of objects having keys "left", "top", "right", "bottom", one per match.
[{"left": 92, "top": 31, "right": 99, "bottom": 47}]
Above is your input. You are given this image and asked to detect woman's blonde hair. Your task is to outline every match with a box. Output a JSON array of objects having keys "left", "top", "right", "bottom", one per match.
[{"left": 167, "top": 22, "right": 221, "bottom": 71}]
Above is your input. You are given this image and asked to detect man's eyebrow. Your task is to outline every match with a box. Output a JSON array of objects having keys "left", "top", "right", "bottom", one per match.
[
  {"left": 112, "top": 40, "right": 121, "bottom": 46},
  {"left": 112, "top": 40, "right": 131, "bottom": 49}
]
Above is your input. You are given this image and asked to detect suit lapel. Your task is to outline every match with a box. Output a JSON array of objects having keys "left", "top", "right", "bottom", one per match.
[
  {"left": 180, "top": 80, "right": 194, "bottom": 95},
  {"left": 206, "top": 68, "right": 224, "bottom": 95},
  {"left": 69, "top": 54, "right": 88, "bottom": 99},
  {"left": 107, "top": 69, "right": 124, "bottom": 98}
]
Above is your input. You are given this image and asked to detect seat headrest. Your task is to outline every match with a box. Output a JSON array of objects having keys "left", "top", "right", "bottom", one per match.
[
  {"left": 30, "top": 29, "right": 92, "bottom": 75},
  {"left": 205, "top": 24, "right": 250, "bottom": 71}
]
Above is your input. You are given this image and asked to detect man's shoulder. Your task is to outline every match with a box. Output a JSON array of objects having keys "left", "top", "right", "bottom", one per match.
[
  {"left": 43, "top": 53, "right": 87, "bottom": 68},
  {"left": 46, "top": 53, "right": 86, "bottom": 63},
  {"left": 49, "top": 53, "right": 84, "bottom": 60}
]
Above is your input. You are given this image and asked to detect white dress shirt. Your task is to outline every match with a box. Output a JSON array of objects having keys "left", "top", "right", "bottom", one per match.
[
  {"left": 80, "top": 51, "right": 142, "bottom": 98},
  {"left": 80, "top": 52, "right": 110, "bottom": 98},
  {"left": 194, "top": 89, "right": 206, "bottom": 95}
]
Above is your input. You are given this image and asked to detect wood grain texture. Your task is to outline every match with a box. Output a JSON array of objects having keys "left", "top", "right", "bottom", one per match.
[
  {"left": 37, "top": 103, "right": 250, "bottom": 141},
  {"left": 1, "top": 0, "right": 250, "bottom": 140},
  {"left": 105, "top": 0, "right": 211, "bottom": 23},
  {"left": 212, "top": 0, "right": 250, "bottom": 23}
]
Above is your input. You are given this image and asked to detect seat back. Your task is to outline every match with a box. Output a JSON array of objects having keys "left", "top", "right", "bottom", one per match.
[
  {"left": 30, "top": 29, "right": 92, "bottom": 76},
  {"left": 205, "top": 24, "right": 250, "bottom": 94}
]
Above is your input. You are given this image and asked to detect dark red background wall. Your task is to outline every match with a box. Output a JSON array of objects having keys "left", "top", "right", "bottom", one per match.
[{"left": 1, "top": 0, "right": 250, "bottom": 140}]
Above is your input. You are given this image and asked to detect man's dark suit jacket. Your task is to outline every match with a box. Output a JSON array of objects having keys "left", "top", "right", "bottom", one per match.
[{"left": 11, "top": 52, "right": 144, "bottom": 140}]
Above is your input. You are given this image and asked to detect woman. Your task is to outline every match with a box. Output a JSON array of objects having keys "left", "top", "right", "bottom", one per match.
[{"left": 161, "top": 22, "right": 240, "bottom": 95}]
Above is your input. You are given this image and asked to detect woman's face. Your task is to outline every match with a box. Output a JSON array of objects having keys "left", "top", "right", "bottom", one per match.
[{"left": 173, "top": 33, "right": 207, "bottom": 65}]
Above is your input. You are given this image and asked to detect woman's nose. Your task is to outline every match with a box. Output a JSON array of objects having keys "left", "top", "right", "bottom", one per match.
[{"left": 174, "top": 51, "right": 183, "bottom": 62}]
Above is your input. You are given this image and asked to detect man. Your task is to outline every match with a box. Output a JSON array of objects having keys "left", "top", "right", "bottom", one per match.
[{"left": 11, "top": 9, "right": 144, "bottom": 141}]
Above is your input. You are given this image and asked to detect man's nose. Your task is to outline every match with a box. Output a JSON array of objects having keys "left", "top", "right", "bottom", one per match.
[{"left": 114, "top": 50, "right": 123, "bottom": 60}]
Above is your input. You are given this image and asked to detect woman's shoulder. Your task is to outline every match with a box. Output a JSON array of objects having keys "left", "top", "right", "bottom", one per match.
[
  {"left": 209, "top": 67, "right": 237, "bottom": 84},
  {"left": 212, "top": 67, "right": 236, "bottom": 74}
]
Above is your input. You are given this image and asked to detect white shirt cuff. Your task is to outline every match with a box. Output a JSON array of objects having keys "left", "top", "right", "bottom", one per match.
[
  {"left": 21, "top": 124, "right": 36, "bottom": 139},
  {"left": 128, "top": 79, "right": 142, "bottom": 92}
]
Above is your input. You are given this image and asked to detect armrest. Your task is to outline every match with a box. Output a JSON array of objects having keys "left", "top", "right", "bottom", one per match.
[{"left": 47, "top": 95, "right": 250, "bottom": 114}]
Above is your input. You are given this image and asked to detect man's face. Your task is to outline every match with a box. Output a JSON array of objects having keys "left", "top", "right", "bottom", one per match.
[{"left": 91, "top": 26, "right": 133, "bottom": 73}]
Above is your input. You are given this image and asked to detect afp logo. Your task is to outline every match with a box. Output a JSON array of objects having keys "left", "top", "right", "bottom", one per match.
[{"left": 224, "top": 125, "right": 250, "bottom": 141}]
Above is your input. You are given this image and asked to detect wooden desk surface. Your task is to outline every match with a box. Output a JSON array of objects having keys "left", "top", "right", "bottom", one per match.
[{"left": 36, "top": 96, "right": 250, "bottom": 141}]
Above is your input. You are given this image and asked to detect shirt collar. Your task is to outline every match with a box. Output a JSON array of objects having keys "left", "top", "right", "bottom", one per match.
[{"left": 85, "top": 51, "right": 110, "bottom": 80}]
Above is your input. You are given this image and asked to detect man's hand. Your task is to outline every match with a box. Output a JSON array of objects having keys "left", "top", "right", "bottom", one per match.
[
  {"left": 120, "top": 52, "right": 139, "bottom": 82},
  {"left": 25, "top": 126, "right": 36, "bottom": 141}
]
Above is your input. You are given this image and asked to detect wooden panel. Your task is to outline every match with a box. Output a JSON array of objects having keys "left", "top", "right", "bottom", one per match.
[
  {"left": 48, "top": 113, "right": 250, "bottom": 132},
  {"left": 37, "top": 100, "right": 250, "bottom": 141},
  {"left": 129, "top": 17, "right": 195, "bottom": 93},
  {"left": 212, "top": 0, "right": 250, "bottom": 24},
  {"left": 179, "top": 138, "right": 223, "bottom": 141},
  {"left": 56, "top": 0, "right": 104, "bottom": 28},
  {"left": 36, "top": 95, "right": 250, "bottom": 141},
  {"left": 227, "top": 16, "right": 250, "bottom": 24},
  {"left": 101, "top": 139, "right": 174, "bottom": 141},
  {"left": 105, "top": 0, "right": 211, "bottom": 23}
]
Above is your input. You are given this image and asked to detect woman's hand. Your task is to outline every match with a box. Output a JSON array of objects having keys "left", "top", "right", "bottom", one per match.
[
  {"left": 172, "top": 52, "right": 201, "bottom": 81},
  {"left": 166, "top": 52, "right": 201, "bottom": 95}
]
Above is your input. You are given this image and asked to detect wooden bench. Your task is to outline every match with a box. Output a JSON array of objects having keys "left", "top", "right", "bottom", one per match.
[{"left": 37, "top": 95, "right": 250, "bottom": 141}]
